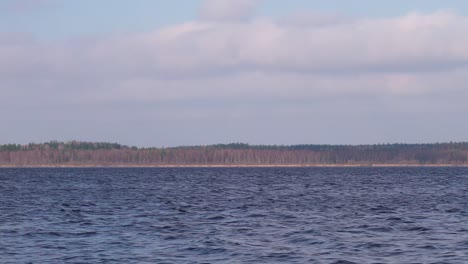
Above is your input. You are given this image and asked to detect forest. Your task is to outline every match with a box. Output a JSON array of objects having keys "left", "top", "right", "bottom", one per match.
[{"left": 0, "top": 141, "right": 467, "bottom": 166}]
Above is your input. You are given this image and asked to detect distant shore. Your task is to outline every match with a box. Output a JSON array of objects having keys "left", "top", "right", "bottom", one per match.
[
  {"left": 1, "top": 164, "right": 467, "bottom": 168},
  {"left": 3, "top": 141, "right": 468, "bottom": 167}
]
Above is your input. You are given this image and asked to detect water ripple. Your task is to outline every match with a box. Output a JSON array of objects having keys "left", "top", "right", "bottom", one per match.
[{"left": 1, "top": 167, "right": 468, "bottom": 263}]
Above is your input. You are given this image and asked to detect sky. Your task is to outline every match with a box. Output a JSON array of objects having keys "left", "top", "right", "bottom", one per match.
[{"left": 1, "top": 0, "right": 468, "bottom": 147}]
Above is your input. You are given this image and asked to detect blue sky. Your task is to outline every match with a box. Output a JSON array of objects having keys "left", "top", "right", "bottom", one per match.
[
  {"left": 1, "top": 0, "right": 468, "bottom": 146},
  {"left": 2, "top": 0, "right": 468, "bottom": 38}
]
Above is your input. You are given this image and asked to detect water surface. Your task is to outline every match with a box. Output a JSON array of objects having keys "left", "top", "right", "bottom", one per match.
[{"left": 1, "top": 167, "right": 468, "bottom": 263}]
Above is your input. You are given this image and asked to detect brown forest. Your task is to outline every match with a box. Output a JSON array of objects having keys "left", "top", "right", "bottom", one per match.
[{"left": 0, "top": 141, "right": 467, "bottom": 166}]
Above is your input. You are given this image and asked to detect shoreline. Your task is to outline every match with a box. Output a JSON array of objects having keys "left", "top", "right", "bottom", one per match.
[{"left": 1, "top": 164, "right": 468, "bottom": 168}]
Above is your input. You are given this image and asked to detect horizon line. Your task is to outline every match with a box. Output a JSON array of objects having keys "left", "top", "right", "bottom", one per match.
[{"left": 2, "top": 140, "right": 468, "bottom": 149}]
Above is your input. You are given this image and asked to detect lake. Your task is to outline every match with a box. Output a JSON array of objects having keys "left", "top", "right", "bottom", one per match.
[{"left": 1, "top": 167, "right": 467, "bottom": 263}]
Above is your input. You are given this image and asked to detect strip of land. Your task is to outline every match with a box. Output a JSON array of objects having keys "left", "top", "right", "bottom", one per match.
[
  {"left": 1, "top": 164, "right": 468, "bottom": 168},
  {"left": 1, "top": 141, "right": 467, "bottom": 167}
]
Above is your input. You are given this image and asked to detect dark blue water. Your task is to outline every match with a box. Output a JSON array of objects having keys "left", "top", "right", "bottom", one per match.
[{"left": 1, "top": 167, "right": 468, "bottom": 263}]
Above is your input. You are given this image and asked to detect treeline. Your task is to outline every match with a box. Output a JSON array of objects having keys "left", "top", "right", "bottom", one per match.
[
  {"left": 0, "top": 141, "right": 467, "bottom": 166},
  {"left": 0, "top": 141, "right": 130, "bottom": 152}
]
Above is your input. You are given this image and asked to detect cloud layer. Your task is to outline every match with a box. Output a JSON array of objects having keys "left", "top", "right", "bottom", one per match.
[
  {"left": 3, "top": 11, "right": 468, "bottom": 77},
  {"left": 1, "top": 7, "right": 468, "bottom": 145},
  {"left": 199, "top": 0, "right": 261, "bottom": 21}
]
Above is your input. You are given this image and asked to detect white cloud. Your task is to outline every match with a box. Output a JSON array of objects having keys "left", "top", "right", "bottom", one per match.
[
  {"left": 199, "top": 0, "right": 261, "bottom": 22},
  {"left": 2, "top": 3, "right": 468, "bottom": 145},
  {"left": 277, "top": 11, "right": 353, "bottom": 28},
  {"left": 2, "top": 10, "right": 468, "bottom": 106}
]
